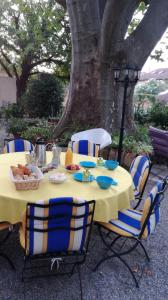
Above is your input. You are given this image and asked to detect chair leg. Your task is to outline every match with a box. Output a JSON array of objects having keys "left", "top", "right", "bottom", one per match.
[
  {"left": 77, "top": 264, "right": 83, "bottom": 300},
  {"left": 138, "top": 241, "right": 150, "bottom": 262},
  {"left": 0, "top": 253, "right": 15, "bottom": 270},
  {"left": 133, "top": 198, "right": 142, "bottom": 210},
  {"left": 93, "top": 252, "right": 139, "bottom": 288},
  {"left": 93, "top": 254, "right": 114, "bottom": 272},
  {"left": 98, "top": 225, "right": 122, "bottom": 249},
  {"left": 116, "top": 254, "right": 139, "bottom": 288}
]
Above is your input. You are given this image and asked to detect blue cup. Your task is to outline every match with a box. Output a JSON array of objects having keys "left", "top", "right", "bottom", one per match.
[
  {"left": 96, "top": 176, "right": 113, "bottom": 189},
  {"left": 105, "top": 160, "right": 119, "bottom": 170}
]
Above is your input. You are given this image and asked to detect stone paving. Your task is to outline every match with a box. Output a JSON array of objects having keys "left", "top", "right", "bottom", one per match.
[{"left": 0, "top": 164, "right": 167, "bottom": 300}]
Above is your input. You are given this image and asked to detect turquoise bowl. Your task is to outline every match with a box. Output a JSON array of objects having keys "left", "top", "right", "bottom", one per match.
[
  {"left": 105, "top": 160, "right": 119, "bottom": 170},
  {"left": 96, "top": 176, "right": 113, "bottom": 189}
]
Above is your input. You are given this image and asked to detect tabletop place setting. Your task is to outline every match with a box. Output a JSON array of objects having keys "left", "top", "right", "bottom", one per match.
[{"left": 9, "top": 139, "right": 119, "bottom": 191}]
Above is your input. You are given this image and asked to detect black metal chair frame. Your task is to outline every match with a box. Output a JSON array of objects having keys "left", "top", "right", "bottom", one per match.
[
  {"left": 22, "top": 200, "right": 95, "bottom": 299},
  {"left": 94, "top": 180, "right": 167, "bottom": 288},
  {"left": 133, "top": 157, "right": 152, "bottom": 209},
  {"left": 0, "top": 223, "right": 15, "bottom": 270}
]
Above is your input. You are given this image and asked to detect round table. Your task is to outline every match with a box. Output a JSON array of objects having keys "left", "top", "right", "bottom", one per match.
[{"left": 0, "top": 152, "right": 134, "bottom": 224}]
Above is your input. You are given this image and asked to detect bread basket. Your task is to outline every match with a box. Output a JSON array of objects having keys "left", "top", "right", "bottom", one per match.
[{"left": 10, "top": 166, "right": 43, "bottom": 190}]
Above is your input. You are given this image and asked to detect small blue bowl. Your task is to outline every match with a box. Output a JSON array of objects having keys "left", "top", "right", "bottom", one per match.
[
  {"left": 105, "top": 160, "right": 119, "bottom": 170},
  {"left": 96, "top": 176, "right": 113, "bottom": 189}
]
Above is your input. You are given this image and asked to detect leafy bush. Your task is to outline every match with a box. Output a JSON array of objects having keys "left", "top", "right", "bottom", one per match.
[
  {"left": 1, "top": 104, "right": 23, "bottom": 119},
  {"left": 134, "top": 108, "right": 150, "bottom": 124},
  {"left": 22, "top": 73, "right": 63, "bottom": 118},
  {"left": 134, "top": 79, "right": 167, "bottom": 103},
  {"left": 22, "top": 126, "right": 54, "bottom": 143},
  {"left": 111, "top": 125, "right": 152, "bottom": 155},
  {"left": 149, "top": 103, "right": 168, "bottom": 130},
  {"left": 8, "top": 118, "right": 28, "bottom": 136}
]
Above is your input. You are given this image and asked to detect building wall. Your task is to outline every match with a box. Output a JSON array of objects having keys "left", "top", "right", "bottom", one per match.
[{"left": 0, "top": 76, "right": 16, "bottom": 106}]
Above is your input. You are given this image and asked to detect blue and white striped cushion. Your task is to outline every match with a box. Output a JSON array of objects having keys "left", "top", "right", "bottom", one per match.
[
  {"left": 142, "top": 181, "right": 163, "bottom": 238},
  {"left": 109, "top": 209, "right": 142, "bottom": 237},
  {"left": 4, "top": 139, "right": 34, "bottom": 153},
  {"left": 130, "top": 155, "right": 150, "bottom": 196},
  {"left": 72, "top": 140, "right": 100, "bottom": 157},
  {"left": 27, "top": 197, "right": 90, "bottom": 255}
]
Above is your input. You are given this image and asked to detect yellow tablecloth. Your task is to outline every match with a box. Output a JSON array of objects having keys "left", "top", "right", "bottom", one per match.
[{"left": 0, "top": 152, "right": 134, "bottom": 224}]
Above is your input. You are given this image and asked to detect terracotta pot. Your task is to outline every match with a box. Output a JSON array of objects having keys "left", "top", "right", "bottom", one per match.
[{"left": 122, "top": 152, "right": 136, "bottom": 169}]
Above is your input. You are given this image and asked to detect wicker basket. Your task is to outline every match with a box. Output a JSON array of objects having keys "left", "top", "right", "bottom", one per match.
[{"left": 10, "top": 166, "right": 43, "bottom": 190}]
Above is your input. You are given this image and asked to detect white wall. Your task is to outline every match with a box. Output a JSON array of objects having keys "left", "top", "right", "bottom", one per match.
[{"left": 0, "top": 76, "right": 16, "bottom": 106}]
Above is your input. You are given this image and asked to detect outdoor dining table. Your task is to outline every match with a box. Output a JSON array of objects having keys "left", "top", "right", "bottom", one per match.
[{"left": 0, "top": 152, "right": 134, "bottom": 224}]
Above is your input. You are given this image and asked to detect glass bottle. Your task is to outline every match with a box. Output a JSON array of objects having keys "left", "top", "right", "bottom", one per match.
[
  {"left": 65, "top": 142, "right": 73, "bottom": 166},
  {"left": 51, "top": 144, "right": 61, "bottom": 168}
]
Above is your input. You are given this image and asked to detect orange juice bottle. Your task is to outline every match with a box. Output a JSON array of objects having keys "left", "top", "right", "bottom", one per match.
[{"left": 65, "top": 142, "right": 73, "bottom": 166}]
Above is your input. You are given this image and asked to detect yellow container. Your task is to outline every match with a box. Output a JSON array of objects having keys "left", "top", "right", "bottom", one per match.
[{"left": 65, "top": 142, "right": 73, "bottom": 166}]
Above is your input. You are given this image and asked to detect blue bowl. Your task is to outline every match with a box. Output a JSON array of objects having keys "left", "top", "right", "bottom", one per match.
[
  {"left": 105, "top": 160, "right": 119, "bottom": 170},
  {"left": 96, "top": 176, "right": 113, "bottom": 189}
]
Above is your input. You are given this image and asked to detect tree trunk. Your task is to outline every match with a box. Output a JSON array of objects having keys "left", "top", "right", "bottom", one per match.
[
  {"left": 16, "top": 73, "right": 30, "bottom": 105},
  {"left": 54, "top": 0, "right": 168, "bottom": 137}
]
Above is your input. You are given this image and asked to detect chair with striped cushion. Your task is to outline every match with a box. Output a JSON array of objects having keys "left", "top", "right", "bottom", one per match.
[
  {"left": 72, "top": 140, "right": 100, "bottom": 157},
  {"left": 94, "top": 180, "right": 167, "bottom": 288},
  {"left": 19, "top": 197, "right": 95, "bottom": 298},
  {"left": 4, "top": 139, "right": 34, "bottom": 153},
  {"left": 130, "top": 155, "right": 152, "bottom": 209},
  {"left": 0, "top": 222, "right": 15, "bottom": 270}
]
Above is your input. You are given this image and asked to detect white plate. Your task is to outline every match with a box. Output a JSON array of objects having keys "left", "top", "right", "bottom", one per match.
[{"left": 49, "top": 173, "right": 67, "bottom": 184}]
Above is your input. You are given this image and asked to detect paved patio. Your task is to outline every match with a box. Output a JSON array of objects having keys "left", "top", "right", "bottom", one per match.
[{"left": 0, "top": 164, "right": 167, "bottom": 300}]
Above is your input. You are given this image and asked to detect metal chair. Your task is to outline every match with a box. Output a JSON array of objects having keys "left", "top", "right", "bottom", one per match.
[
  {"left": 130, "top": 155, "right": 152, "bottom": 209},
  {"left": 71, "top": 128, "right": 112, "bottom": 150},
  {"left": 0, "top": 222, "right": 15, "bottom": 270},
  {"left": 3, "top": 138, "right": 34, "bottom": 153},
  {"left": 72, "top": 140, "right": 100, "bottom": 157},
  {"left": 19, "top": 197, "right": 95, "bottom": 299},
  {"left": 94, "top": 179, "right": 167, "bottom": 288}
]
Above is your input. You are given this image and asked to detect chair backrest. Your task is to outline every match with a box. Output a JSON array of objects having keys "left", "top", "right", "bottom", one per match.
[
  {"left": 72, "top": 140, "right": 100, "bottom": 157},
  {"left": 130, "top": 155, "right": 151, "bottom": 197},
  {"left": 140, "top": 180, "right": 165, "bottom": 239},
  {"left": 25, "top": 197, "right": 95, "bottom": 256},
  {"left": 4, "top": 139, "right": 34, "bottom": 153},
  {"left": 71, "top": 128, "right": 112, "bottom": 150}
]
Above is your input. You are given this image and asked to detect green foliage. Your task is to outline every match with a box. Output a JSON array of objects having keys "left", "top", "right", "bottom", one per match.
[
  {"left": 111, "top": 125, "right": 152, "bottom": 155},
  {"left": 8, "top": 118, "right": 28, "bottom": 136},
  {"left": 134, "top": 79, "right": 168, "bottom": 125},
  {"left": 22, "top": 73, "right": 63, "bottom": 118},
  {"left": 22, "top": 126, "right": 54, "bottom": 143},
  {"left": 1, "top": 104, "right": 23, "bottom": 119},
  {"left": 7, "top": 117, "right": 55, "bottom": 142},
  {"left": 0, "top": 0, "right": 71, "bottom": 98},
  {"left": 149, "top": 103, "right": 168, "bottom": 130},
  {"left": 134, "top": 79, "right": 167, "bottom": 104}
]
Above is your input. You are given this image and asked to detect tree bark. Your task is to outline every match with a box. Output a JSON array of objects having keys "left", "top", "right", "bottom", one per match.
[{"left": 54, "top": 0, "right": 168, "bottom": 137}]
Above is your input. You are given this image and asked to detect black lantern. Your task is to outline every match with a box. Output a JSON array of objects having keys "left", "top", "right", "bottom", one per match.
[{"left": 113, "top": 66, "right": 140, "bottom": 164}]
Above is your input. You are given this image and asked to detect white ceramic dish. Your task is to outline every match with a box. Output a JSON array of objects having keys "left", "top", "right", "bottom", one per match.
[{"left": 49, "top": 173, "right": 67, "bottom": 184}]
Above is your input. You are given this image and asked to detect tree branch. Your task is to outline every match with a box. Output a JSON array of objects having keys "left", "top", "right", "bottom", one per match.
[
  {"left": 125, "top": 0, "right": 168, "bottom": 68},
  {"left": 1, "top": 50, "right": 12, "bottom": 65},
  {"left": 0, "top": 59, "right": 13, "bottom": 77},
  {"left": 30, "top": 57, "right": 65, "bottom": 68},
  {"left": 55, "top": 0, "right": 67, "bottom": 9},
  {"left": 12, "top": 64, "right": 19, "bottom": 80},
  {"left": 100, "top": 0, "right": 139, "bottom": 62}
]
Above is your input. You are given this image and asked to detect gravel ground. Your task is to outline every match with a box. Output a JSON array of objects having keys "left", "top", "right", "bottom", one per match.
[{"left": 0, "top": 164, "right": 167, "bottom": 300}]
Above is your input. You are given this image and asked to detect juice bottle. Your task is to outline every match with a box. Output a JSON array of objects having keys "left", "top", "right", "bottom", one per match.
[{"left": 65, "top": 142, "right": 73, "bottom": 166}]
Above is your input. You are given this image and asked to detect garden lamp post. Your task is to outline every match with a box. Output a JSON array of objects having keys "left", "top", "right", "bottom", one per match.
[{"left": 113, "top": 66, "right": 140, "bottom": 164}]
